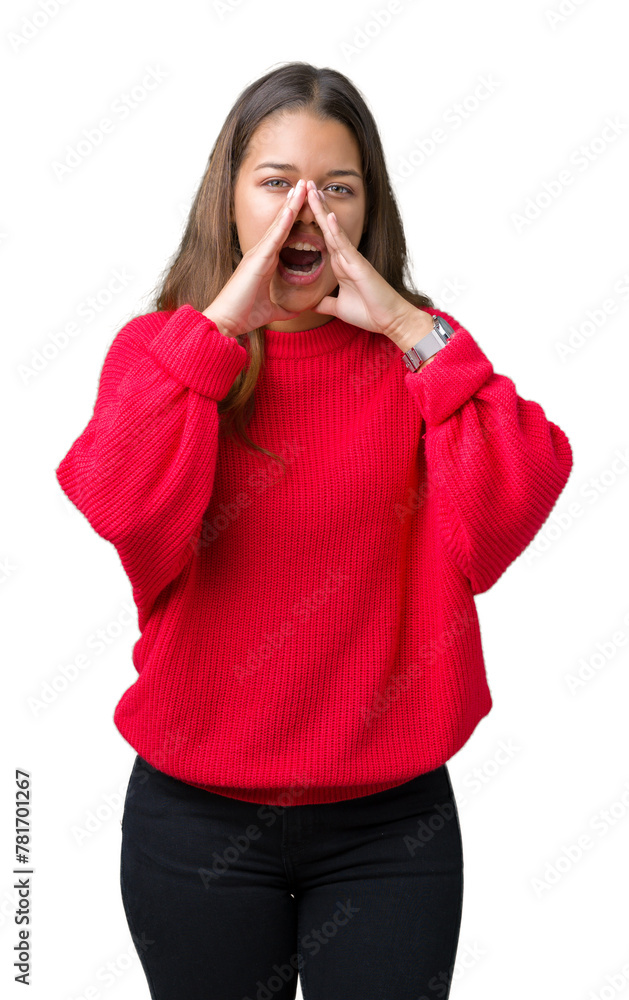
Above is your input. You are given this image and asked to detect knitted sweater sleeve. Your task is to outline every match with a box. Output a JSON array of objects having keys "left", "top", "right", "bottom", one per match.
[
  {"left": 404, "top": 308, "right": 574, "bottom": 595},
  {"left": 55, "top": 304, "right": 248, "bottom": 629}
]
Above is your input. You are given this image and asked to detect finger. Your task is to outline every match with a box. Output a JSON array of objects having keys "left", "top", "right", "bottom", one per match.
[
  {"left": 268, "top": 179, "right": 309, "bottom": 242},
  {"left": 306, "top": 184, "right": 351, "bottom": 261},
  {"left": 310, "top": 294, "right": 340, "bottom": 318},
  {"left": 304, "top": 183, "right": 339, "bottom": 253},
  {"left": 318, "top": 196, "right": 354, "bottom": 254},
  {"left": 286, "top": 177, "right": 307, "bottom": 212},
  {"left": 253, "top": 182, "right": 305, "bottom": 268},
  {"left": 281, "top": 177, "right": 308, "bottom": 218}
]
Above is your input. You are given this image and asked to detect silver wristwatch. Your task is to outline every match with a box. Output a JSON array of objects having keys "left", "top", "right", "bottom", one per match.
[{"left": 402, "top": 314, "right": 455, "bottom": 372}]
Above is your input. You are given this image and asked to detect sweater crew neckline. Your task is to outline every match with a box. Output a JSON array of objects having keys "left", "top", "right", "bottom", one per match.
[{"left": 262, "top": 317, "right": 360, "bottom": 358}]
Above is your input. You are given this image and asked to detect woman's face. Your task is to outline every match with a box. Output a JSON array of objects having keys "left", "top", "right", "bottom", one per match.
[{"left": 231, "top": 109, "right": 367, "bottom": 331}]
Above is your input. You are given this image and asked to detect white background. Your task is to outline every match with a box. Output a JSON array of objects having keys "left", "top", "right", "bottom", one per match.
[{"left": 3, "top": 0, "right": 629, "bottom": 997}]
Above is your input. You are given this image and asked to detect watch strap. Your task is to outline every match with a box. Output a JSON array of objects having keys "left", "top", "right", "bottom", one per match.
[{"left": 402, "top": 314, "right": 455, "bottom": 372}]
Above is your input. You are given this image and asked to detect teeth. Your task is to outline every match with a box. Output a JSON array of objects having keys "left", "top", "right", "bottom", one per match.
[
  {"left": 285, "top": 241, "right": 321, "bottom": 252},
  {"left": 285, "top": 263, "right": 318, "bottom": 274}
]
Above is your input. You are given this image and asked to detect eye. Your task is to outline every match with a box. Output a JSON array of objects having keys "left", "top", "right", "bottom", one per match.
[
  {"left": 326, "top": 184, "right": 352, "bottom": 195},
  {"left": 262, "top": 179, "right": 353, "bottom": 195}
]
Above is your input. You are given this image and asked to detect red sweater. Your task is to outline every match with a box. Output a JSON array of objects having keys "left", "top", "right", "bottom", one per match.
[{"left": 55, "top": 304, "right": 573, "bottom": 805}]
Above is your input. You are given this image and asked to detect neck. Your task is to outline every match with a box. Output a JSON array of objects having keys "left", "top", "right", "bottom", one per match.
[{"left": 264, "top": 311, "right": 335, "bottom": 333}]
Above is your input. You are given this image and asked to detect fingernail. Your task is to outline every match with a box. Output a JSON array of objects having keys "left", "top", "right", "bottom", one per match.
[
  {"left": 286, "top": 187, "right": 294, "bottom": 200},
  {"left": 316, "top": 189, "right": 324, "bottom": 201}
]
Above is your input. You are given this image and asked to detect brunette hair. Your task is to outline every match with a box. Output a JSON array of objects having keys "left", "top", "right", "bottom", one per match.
[{"left": 147, "top": 61, "right": 434, "bottom": 468}]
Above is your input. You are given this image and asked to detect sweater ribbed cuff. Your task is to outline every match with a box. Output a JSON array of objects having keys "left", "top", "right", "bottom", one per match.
[
  {"left": 404, "top": 308, "right": 494, "bottom": 425},
  {"left": 147, "top": 304, "right": 248, "bottom": 399}
]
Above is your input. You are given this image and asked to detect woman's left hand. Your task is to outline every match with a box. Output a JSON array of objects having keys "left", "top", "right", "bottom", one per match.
[{"left": 301, "top": 180, "right": 426, "bottom": 346}]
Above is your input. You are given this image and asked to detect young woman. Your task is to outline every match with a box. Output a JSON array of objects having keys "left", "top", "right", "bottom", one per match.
[{"left": 56, "top": 62, "right": 573, "bottom": 999}]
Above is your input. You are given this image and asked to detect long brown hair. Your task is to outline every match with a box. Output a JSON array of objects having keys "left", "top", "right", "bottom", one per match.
[{"left": 147, "top": 61, "right": 434, "bottom": 469}]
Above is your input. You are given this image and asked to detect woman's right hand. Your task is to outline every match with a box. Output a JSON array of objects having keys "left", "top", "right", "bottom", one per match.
[{"left": 202, "top": 179, "right": 306, "bottom": 338}]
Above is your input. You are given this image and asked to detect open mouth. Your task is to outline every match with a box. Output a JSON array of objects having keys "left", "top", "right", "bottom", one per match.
[
  {"left": 277, "top": 243, "right": 326, "bottom": 286},
  {"left": 278, "top": 246, "right": 323, "bottom": 275}
]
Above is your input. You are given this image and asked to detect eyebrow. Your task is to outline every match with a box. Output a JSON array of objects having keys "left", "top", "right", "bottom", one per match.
[{"left": 253, "top": 162, "right": 362, "bottom": 179}]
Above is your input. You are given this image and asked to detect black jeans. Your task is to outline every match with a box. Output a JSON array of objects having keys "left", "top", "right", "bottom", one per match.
[{"left": 120, "top": 754, "right": 463, "bottom": 1000}]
